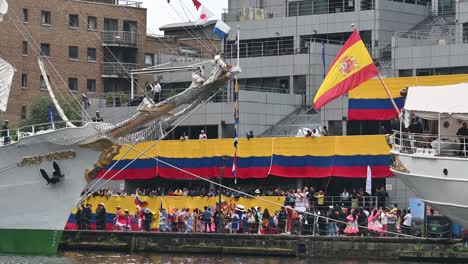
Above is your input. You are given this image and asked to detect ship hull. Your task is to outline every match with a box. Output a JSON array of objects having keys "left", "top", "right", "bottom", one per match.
[
  {"left": 391, "top": 151, "right": 468, "bottom": 229},
  {"left": 0, "top": 124, "right": 102, "bottom": 255}
]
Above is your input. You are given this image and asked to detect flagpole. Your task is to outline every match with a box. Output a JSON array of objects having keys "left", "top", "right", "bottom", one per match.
[
  {"left": 377, "top": 73, "right": 401, "bottom": 117},
  {"left": 236, "top": 25, "right": 240, "bottom": 67}
]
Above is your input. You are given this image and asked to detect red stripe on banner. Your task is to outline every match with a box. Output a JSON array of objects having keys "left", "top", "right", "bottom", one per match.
[
  {"left": 348, "top": 109, "right": 401, "bottom": 120},
  {"left": 100, "top": 166, "right": 392, "bottom": 180},
  {"left": 269, "top": 165, "right": 393, "bottom": 178},
  {"left": 327, "top": 30, "right": 362, "bottom": 75},
  {"left": 97, "top": 168, "right": 157, "bottom": 180},
  {"left": 158, "top": 167, "right": 270, "bottom": 180},
  {"left": 315, "top": 64, "right": 379, "bottom": 110}
]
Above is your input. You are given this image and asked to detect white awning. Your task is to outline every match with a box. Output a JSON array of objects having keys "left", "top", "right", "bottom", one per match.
[{"left": 405, "top": 83, "right": 468, "bottom": 120}]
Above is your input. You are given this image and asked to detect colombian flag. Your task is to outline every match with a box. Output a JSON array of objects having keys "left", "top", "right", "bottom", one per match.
[
  {"left": 134, "top": 195, "right": 148, "bottom": 206},
  {"left": 314, "top": 30, "right": 379, "bottom": 110}
]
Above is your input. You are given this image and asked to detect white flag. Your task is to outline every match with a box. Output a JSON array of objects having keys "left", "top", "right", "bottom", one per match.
[
  {"left": 197, "top": 5, "right": 216, "bottom": 24},
  {"left": 366, "top": 165, "right": 372, "bottom": 195}
]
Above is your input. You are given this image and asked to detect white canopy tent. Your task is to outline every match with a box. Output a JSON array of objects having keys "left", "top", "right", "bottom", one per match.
[{"left": 405, "top": 83, "right": 468, "bottom": 120}]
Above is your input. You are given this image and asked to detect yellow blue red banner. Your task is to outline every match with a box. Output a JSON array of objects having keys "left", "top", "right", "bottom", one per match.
[
  {"left": 348, "top": 74, "right": 468, "bottom": 120},
  {"left": 96, "top": 135, "right": 392, "bottom": 180}
]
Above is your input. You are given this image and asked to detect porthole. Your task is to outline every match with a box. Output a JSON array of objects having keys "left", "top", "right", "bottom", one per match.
[{"left": 443, "top": 168, "right": 448, "bottom": 176}]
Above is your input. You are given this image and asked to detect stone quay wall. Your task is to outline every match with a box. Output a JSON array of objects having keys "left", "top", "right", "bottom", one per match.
[{"left": 60, "top": 231, "right": 459, "bottom": 260}]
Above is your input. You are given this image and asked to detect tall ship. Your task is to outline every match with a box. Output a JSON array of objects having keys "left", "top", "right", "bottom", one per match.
[{"left": 391, "top": 83, "right": 468, "bottom": 229}]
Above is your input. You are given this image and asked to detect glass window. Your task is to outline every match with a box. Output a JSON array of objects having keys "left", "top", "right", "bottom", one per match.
[
  {"left": 40, "top": 76, "right": 49, "bottom": 90},
  {"left": 87, "top": 79, "right": 96, "bottom": 92},
  {"left": 144, "top": 54, "right": 154, "bottom": 65},
  {"left": 87, "top": 48, "right": 96, "bottom": 61},
  {"left": 21, "top": 9, "right": 28, "bottom": 22},
  {"left": 21, "top": 106, "right": 27, "bottom": 120},
  {"left": 21, "top": 74, "right": 28, "bottom": 87},
  {"left": 69, "top": 14, "right": 79, "bottom": 28},
  {"left": 104, "top": 18, "right": 118, "bottom": 31},
  {"left": 88, "top": 16, "right": 97, "bottom": 31},
  {"left": 41, "top": 11, "right": 51, "bottom": 25},
  {"left": 22, "top": 41, "right": 28, "bottom": 55},
  {"left": 40, "top": 43, "right": 50, "bottom": 57},
  {"left": 68, "top": 46, "right": 78, "bottom": 59},
  {"left": 68, "top": 78, "right": 78, "bottom": 91}
]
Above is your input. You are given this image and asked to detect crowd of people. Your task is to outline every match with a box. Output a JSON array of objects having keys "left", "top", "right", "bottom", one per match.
[{"left": 76, "top": 185, "right": 417, "bottom": 237}]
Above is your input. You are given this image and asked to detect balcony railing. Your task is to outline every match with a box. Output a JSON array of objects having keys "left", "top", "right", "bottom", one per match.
[
  {"left": 102, "top": 31, "right": 138, "bottom": 47},
  {"left": 80, "top": 0, "right": 143, "bottom": 8},
  {"left": 102, "top": 62, "right": 139, "bottom": 77}
]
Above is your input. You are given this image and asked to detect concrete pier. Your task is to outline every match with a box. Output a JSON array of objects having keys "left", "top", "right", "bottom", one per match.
[{"left": 60, "top": 231, "right": 463, "bottom": 260}]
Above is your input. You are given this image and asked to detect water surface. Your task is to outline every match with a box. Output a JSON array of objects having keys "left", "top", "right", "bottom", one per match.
[{"left": 0, "top": 252, "right": 436, "bottom": 264}]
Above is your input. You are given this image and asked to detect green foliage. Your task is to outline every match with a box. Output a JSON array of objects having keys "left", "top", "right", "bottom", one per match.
[
  {"left": 106, "top": 94, "right": 114, "bottom": 106},
  {"left": 120, "top": 93, "right": 128, "bottom": 105},
  {"left": 169, "top": 89, "right": 176, "bottom": 98},
  {"left": 24, "top": 96, "right": 81, "bottom": 126}
]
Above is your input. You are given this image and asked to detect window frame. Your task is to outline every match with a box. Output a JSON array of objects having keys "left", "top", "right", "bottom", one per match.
[
  {"left": 40, "top": 43, "right": 50, "bottom": 57},
  {"left": 68, "top": 78, "right": 78, "bottom": 91},
  {"left": 22, "top": 41, "right": 28, "bottom": 55},
  {"left": 21, "top": 9, "right": 29, "bottom": 23},
  {"left": 21, "top": 73, "right": 28, "bottom": 88},
  {"left": 87, "top": 47, "right": 97, "bottom": 61},
  {"left": 41, "top": 11, "right": 51, "bottom": 25},
  {"left": 68, "top": 14, "right": 79, "bottom": 28},
  {"left": 144, "top": 53, "right": 154, "bottom": 66},
  {"left": 68, "top": 46, "right": 79, "bottom": 60},
  {"left": 87, "top": 79, "right": 96, "bottom": 92},
  {"left": 87, "top": 16, "right": 97, "bottom": 31}
]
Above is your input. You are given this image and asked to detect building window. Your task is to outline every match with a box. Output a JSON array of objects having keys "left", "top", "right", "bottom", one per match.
[
  {"left": 68, "top": 78, "right": 78, "bottom": 91},
  {"left": 104, "top": 18, "right": 118, "bottom": 31},
  {"left": 87, "top": 79, "right": 96, "bottom": 92},
  {"left": 88, "top": 16, "right": 97, "bottom": 31},
  {"left": 40, "top": 43, "right": 50, "bottom": 57},
  {"left": 87, "top": 48, "right": 96, "bottom": 61},
  {"left": 68, "top": 46, "right": 78, "bottom": 60},
  {"left": 144, "top": 54, "right": 154, "bottom": 65},
  {"left": 21, "top": 106, "right": 27, "bottom": 120},
  {"left": 21, "top": 9, "right": 28, "bottom": 22},
  {"left": 22, "top": 41, "right": 28, "bottom": 55},
  {"left": 40, "top": 76, "right": 49, "bottom": 90},
  {"left": 41, "top": 11, "right": 51, "bottom": 25},
  {"left": 69, "top": 14, "right": 79, "bottom": 28},
  {"left": 21, "top": 74, "right": 28, "bottom": 87}
]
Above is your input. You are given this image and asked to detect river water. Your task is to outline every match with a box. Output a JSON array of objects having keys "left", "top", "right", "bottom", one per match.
[{"left": 0, "top": 252, "right": 435, "bottom": 264}]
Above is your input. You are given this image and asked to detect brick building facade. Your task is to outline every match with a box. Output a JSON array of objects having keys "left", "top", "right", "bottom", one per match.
[{"left": 0, "top": 0, "right": 219, "bottom": 124}]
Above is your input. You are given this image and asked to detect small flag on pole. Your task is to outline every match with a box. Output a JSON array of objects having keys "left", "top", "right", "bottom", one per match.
[
  {"left": 212, "top": 19, "right": 231, "bottom": 40},
  {"left": 314, "top": 30, "right": 379, "bottom": 110},
  {"left": 192, "top": 0, "right": 202, "bottom": 10},
  {"left": 197, "top": 5, "right": 215, "bottom": 24},
  {"left": 366, "top": 165, "right": 372, "bottom": 195}
]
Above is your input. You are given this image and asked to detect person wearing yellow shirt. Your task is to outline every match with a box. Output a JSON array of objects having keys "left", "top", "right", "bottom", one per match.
[{"left": 314, "top": 191, "right": 325, "bottom": 208}]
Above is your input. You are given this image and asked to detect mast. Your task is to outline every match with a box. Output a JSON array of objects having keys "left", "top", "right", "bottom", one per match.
[{"left": 37, "top": 57, "right": 75, "bottom": 128}]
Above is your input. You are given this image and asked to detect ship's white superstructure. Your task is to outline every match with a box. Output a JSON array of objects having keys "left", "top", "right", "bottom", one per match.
[{"left": 391, "top": 83, "right": 468, "bottom": 229}]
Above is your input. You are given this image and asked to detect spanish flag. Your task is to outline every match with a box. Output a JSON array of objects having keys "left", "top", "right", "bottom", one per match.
[{"left": 314, "top": 30, "right": 379, "bottom": 110}]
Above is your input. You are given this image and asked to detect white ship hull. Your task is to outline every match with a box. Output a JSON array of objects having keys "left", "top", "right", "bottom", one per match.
[
  {"left": 0, "top": 123, "right": 103, "bottom": 255},
  {"left": 391, "top": 151, "right": 468, "bottom": 229}
]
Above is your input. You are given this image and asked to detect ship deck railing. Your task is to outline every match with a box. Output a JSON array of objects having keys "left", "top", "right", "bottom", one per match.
[
  {"left": 391, "top": 130, "right": 468, "bottom": 157},
  {"left": 0, "top": 120, "right": 87, "bottom": 147}
]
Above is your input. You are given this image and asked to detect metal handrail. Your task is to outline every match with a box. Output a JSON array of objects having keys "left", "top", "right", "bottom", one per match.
[
  {"left": 0, "top": 120, "right": 87, "bottom": 146},
  {"left": 392, "top": 130, "right": 467, "bottom": 157},
  {"left": 102, "top": 31, "right": 138, "bottom": 47}
]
